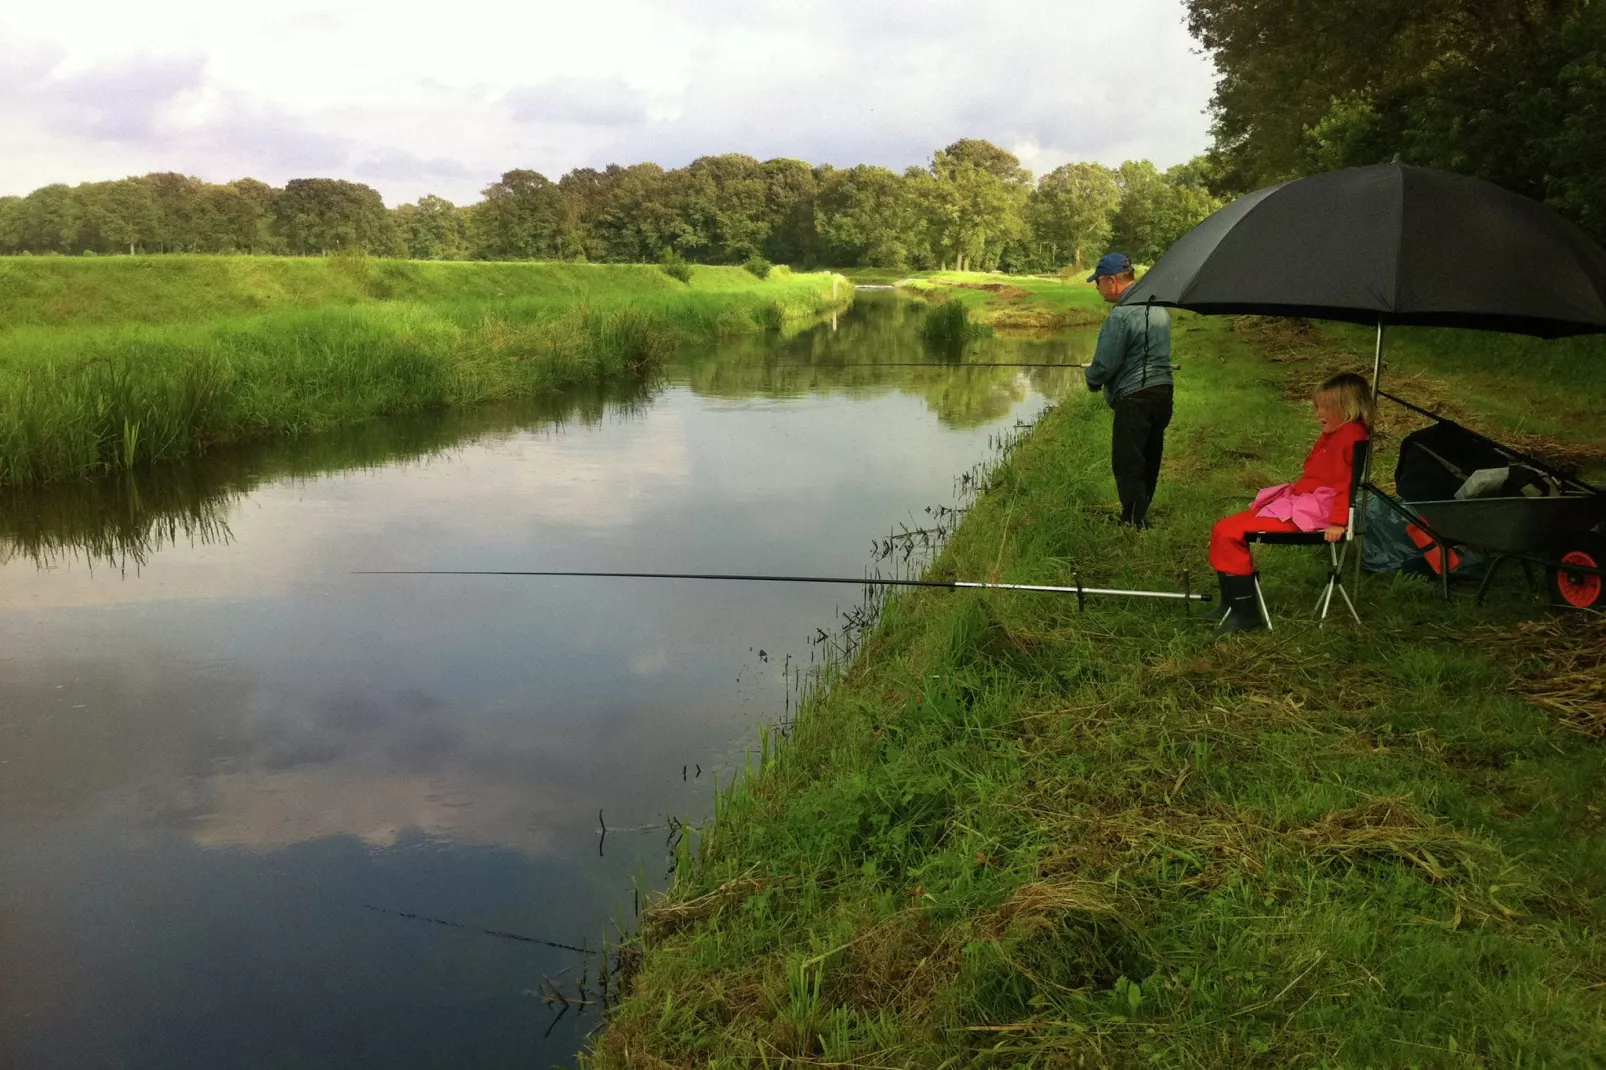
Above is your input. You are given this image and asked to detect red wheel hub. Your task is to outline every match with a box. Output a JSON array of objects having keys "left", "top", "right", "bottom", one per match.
[{"left": 1558, "top": 551, "right": 1603, "bottom": 608}]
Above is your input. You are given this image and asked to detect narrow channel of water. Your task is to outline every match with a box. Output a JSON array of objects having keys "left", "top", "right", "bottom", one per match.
[{"left": 0, "top": 292, "right": 1095, "bottom": 1068}]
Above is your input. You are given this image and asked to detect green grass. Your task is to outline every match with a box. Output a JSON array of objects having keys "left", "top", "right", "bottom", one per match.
[
  {"left": 918, "top": 300, "right": 991, "bottom": 354},
  {"left": 833, "top": 267, "right": 935, "bottom": 286},
  {"left": 899, "top": 271, "right": 1108, "bottom": 331},
  {"left": 0, "top": 258, "right": 849, "bottom": 484},
  {"left": 587, "top": 286, "right": 1606, "bottom": 1067},
  {"left": 0, "top": 255, "right": 809, "bottom": 330}
]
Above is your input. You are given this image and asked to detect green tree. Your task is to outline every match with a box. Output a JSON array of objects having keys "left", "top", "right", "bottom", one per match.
[
  {"left": 138, "top": 173, "right": 213, "bottom": 252},
  {"left": 665, "top": 154, "right": 770, "bottom": 262},
  {"left": 395, "top": 194, "right": 468, "bottom": 260},
  {"left": 924, "top": 139, "right": 1030, "bottom": 271},
  {"left": 814, "top": 164, "right": 918, "bottom": 268},
  {"left": 588, "top": 163, "right": 676, "bottom": 263},
  {"left": 208, "top": 178, "right": 281, "bottom": 254},
  {"left": 758, "top": 158, "right": 818, "bottom": 266},
  {"left": 1184, "top": 0, "right": 1604, "bottom": 239},
  {"left": 0, "top": 196, "right": 22, "bottom": 254},
  {"left": 74, "top": 178, "right": 161, "bottom": 254},
  {"left": 556, "top": 168, "right": 616, "bottom": 261},
  {"left": 12, "top": 185, "right": 77, "bottom": 254},
  {"left": 469, "top": 169, "right": 565, "bottom": 260},
  {"left": 1109, "top": 160, "right": 1169, "bottom": 262},
  {"left": 1029, "top": 162, "right": 1120, "bottom": 269},
  {"left": 1109, "top": 160, "right": 1221, "bottom": 263},
  {"left": 274, "top": 178, "right": 396, "bottom": 255}
]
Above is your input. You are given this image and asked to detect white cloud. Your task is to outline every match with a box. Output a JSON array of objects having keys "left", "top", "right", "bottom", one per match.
[{"left": 0, "top": 0, "right": 1216, "bottom": 204}]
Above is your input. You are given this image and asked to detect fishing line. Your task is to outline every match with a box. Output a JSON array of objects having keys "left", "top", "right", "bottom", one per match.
[
  {"left": 828, "top": 362, "right": 1181, "bottom": 370},
  {"left": 355, "top": 569, "right": 1209, "bottom": 604},
  {"left": 359, "top": 903, "right": 595, "bottom": 953}
]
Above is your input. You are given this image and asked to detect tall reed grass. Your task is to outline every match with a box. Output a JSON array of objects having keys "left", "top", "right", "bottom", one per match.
[
  {"left": 0, "top": 264, "right": 849, "bottom": 485},
  {"left": 918, "top": 299, "right": 990, "bottom": 354}
]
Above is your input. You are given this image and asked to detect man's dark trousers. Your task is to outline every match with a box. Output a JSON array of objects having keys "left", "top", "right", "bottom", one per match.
[{"left": 1111, "top": 385, "right": 1173, "bottom": 525}]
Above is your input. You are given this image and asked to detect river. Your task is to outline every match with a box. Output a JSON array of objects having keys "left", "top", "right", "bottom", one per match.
[{"left": 0, "top": 292, "right": 1095, "bottom": 1068}]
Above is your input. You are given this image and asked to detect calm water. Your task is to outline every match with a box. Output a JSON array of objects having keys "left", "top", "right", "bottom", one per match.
[{"left": 0, "top": 293, "right": 1093, "bottom": 1068}]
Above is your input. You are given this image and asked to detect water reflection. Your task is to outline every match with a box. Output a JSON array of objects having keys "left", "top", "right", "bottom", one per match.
[
  {"left": 0, "top": 291, "right": 1086, "bottom": 1068},
  {"left": 678, "top": 291, "right": 1093, "bottom": 427},
  {"left": 0, "top": 377, "right": 653, "bottom": 572},
  {"left": 0, "top": 293, "right": 1090, "bottom": 570}
]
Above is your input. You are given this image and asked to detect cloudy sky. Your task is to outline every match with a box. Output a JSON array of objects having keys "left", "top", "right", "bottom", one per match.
[{"left": 1, "top": 0, "right": 1218, "bottom": 206}]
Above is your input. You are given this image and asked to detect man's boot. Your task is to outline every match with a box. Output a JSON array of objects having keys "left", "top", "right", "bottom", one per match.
[{"left": 1216, "top": 571, "right": 1264, "bottom": 634}]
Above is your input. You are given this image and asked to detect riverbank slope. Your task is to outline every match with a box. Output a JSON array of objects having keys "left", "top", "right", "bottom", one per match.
[
  {"left": 899, "top": 270, "right": 1108, "bottom": 331},
  {"left": 588, "top": 278, "right": 1606, "bottom": 1066},
  {"left": 0, "top": 257, "right": 850, "bottom": 484}
]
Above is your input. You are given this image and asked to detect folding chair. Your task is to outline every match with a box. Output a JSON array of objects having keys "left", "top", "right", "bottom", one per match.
[{"left": 1239, "top": 439, "right": 1370, "bottom": 630}]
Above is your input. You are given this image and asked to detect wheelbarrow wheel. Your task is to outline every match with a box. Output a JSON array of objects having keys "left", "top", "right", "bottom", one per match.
[{"left": 1548, "top": 534, "right": 1606, "bottom": 609}]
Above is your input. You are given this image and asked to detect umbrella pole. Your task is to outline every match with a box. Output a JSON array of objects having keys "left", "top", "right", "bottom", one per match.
[
  {"left": 1370, "top": 319, "right": 1386, "bottom": 397},
  {"left": 1356, "top": 319, "right": 1387, "bottom": 595}
]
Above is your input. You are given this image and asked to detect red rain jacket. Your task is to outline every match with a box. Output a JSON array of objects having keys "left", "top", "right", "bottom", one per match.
[{"left": 1290, "top": 420, "right": 1369, "bottom": 526}]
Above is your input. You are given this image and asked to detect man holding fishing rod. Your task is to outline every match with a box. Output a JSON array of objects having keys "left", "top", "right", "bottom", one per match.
[{"left": 1083, "top": 252, "right": 1174, "bottom": 527}]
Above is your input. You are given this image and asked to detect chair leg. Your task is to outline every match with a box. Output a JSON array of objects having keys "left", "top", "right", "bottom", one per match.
[
  {"left": 1316, "top": 543, "right": 1338, "bottom": 623},
  {"left": 1252, "top": 572, "right": 1274, "bottom": 632},
  {"left": 1336, "top": 582, "right": 1362, "bottom": 624},
  {"left": 1318, "top": 541, "right": 1360, "bottom": 626}
]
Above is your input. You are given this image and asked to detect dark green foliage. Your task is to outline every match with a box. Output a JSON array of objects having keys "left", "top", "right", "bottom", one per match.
[
  {"left": 1186, "top": 0, "right": 1606, "bottom": 240},
  {"left": 741, "top": 254, "right": 772, "bottom": 279},
  {"left": 0, "top": 141, "right": 1222, "bottom": 274},
  {"left": 273, "top": 178, "right": 398, "bottom": 256},
  {"left": 814, "top": 164, "right": 919, "bottom": 269},
  {"left": 468, "top": 169, "right": 566, "bottom": 260},
  {"left": 394, "top": 195, "right": 468, "bottom": 260}
]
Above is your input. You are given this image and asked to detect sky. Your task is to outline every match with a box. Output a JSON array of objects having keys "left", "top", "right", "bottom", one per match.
[{"left": 0, "top": 0, "right": 1218, "bottom": 206}]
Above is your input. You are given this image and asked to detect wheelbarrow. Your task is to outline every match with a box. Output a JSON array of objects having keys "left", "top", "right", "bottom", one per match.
[{"left": 1363, "top": 391, "right": 1606, "bottom": 609}]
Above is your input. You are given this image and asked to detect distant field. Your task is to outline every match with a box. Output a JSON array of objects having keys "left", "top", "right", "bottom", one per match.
[
  {"left": 0, "top": 255, "right": 823, "bottom": 331},
  {"left": 0, "top": 256, "right": 851, "bottom": 485}
]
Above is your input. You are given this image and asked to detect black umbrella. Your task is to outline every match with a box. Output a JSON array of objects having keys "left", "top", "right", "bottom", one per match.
[{"left": 1119, "top": 162, "right": 1606, "bottom": 392}]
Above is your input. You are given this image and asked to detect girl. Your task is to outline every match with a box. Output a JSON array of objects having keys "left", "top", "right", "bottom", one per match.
[{"left": 1213, "top": 372, "right": 1373, "bottom": 633}]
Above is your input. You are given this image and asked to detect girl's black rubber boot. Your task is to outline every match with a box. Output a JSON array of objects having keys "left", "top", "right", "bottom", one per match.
[{"left": 1216, "top": 571, "right": 1265, "bottom": 635}]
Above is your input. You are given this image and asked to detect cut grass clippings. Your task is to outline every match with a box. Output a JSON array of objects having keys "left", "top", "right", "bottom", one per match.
[{"left": 586, "top": 289, "right": 1606, "bottom": 1067}]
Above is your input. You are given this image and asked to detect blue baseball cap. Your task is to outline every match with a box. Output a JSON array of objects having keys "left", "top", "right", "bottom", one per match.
[{"left": 1087, "top": 252, "right": 1133, "bottom": 282}]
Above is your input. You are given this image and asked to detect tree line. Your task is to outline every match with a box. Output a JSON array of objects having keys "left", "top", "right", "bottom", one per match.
[
  {"left": 0, "top": 140, "right": 1220, "bottom": 271},
  {"left": 1186, "top": 0, "right": 1606, "bottom": 242}
]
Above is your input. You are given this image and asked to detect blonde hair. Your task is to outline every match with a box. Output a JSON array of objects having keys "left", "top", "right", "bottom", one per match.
[{"left": 1316, "top": 372, "right": 1375, "bottom": 429}]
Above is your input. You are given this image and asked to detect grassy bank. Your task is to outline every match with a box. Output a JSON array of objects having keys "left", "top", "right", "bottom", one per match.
[
  {"left": 0, "top": 257, "right": 849, "bottom": 484},
  {"left": 899, "top": 271, "right": 1108, "bottom": 331},
  {"left": 588, "top": 281, "right": 1606, "bottom": 1066}
]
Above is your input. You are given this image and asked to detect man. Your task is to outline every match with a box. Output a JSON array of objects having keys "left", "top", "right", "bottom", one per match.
[{"left": 1083, "top": 252, "right": 1174, "bottom": 527}]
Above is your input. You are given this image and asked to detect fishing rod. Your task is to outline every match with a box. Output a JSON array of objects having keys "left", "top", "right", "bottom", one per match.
[
  {"left": 845, "top": 362, "right": 1183, "bottom": 370},
  {"left": 355, "top": 569, "right": 1211, "bottom": 608}
]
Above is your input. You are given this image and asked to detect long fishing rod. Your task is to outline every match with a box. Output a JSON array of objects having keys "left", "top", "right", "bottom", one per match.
[
  {"left": 355, "top": 569, "right": 1210, "bottom": 607},
  {"left": 844, "top": 362, "right": 1183, "bottom": 370}
]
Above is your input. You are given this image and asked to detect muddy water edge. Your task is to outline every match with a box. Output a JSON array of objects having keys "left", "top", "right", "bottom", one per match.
[{"left": 0, "top": 291, "right": 1096, "bottom": 1067}]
